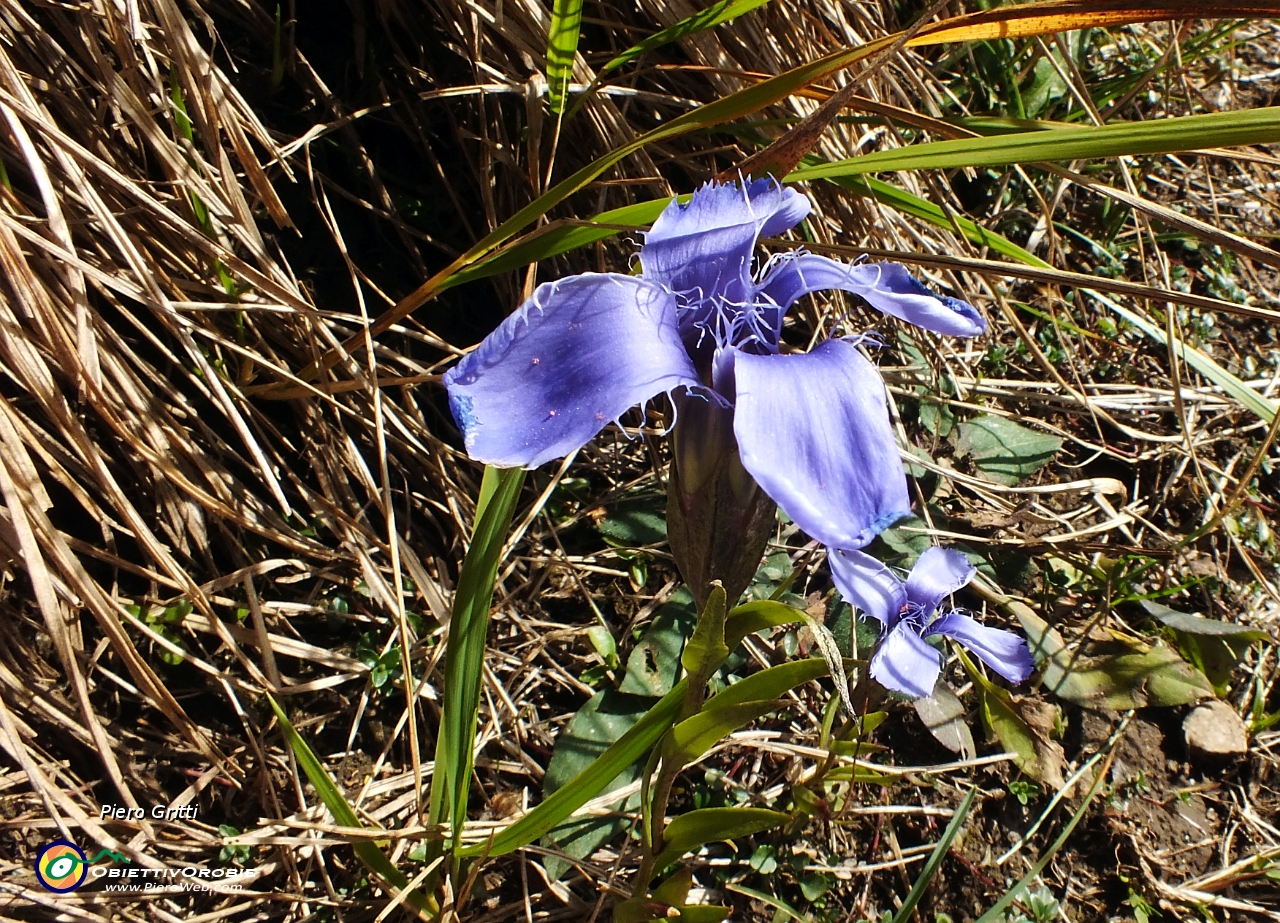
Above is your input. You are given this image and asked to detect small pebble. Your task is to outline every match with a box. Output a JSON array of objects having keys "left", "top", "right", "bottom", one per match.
[{"left": 1183, "top": 700, "right": 1248, "bottom": 759}]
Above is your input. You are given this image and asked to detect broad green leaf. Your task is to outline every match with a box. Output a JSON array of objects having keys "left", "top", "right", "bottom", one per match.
[
  {"left": 955, "top": 416, "right": 1062, "bottom": 486},
  {"left": 541, "top": 690, "right": 651, "bottom": 879},
  {"left": 652, "top": 807, "right": 789, "bottom": 872},
  {"left": 429, "top": 466, "right": 525, "bottom": 849},
  {"left": 890, "top": 785, "right": 978, "bottom": 923},
  {"left": 1015, "top": 607, "right": 1214, "bottom": 709},
  {"left": 268, "top": 696, "right": 431, "bottom": 913},
  {"left": 621, "top": 588, "right": 697, "bottom": 697},
  {"left": 723, "top": 599, "right": 807, "bottom": 644},
  {"left": 681, "top": 585, "right": 730, "bottom": 680},
  {"left": 1141, "top": 600, "right": 1269, "bottom": 688},
  {"left": 546, "top": 0, "right": 584, "bottom": 115},
  {"left": 1141, "top": 600, "right": 1270, "bottom": 643},
  {"left": 601, "top": 0, "right": 774, "bottom": 75},
  {"left": 673, "top": 907, "right": 731, "bottom": 923},
  {"left": 666, "top": 699, "right": 781, "bottom": 764},
  {"left": 790, "top": 106, "right": 1280, "bottom": 181},
  {"left": 598, "top": 494, "right": 668, "bottom": 547},
  {"left": 652, "top": 868, "right": 693, "bottom": 906}
]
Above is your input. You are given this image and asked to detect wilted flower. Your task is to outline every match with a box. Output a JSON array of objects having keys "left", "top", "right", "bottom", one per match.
[
  {"left": 830, "top": 546, "right": 1033, "bottom": 699},
  {"left": 445, "top": 179, "right": 985, "bottom": 597}
]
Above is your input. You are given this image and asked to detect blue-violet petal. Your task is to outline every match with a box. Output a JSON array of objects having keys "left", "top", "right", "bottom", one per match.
[
  {"left": 642, "top": 179, "right": 809, "bottom": 340},
  {"left": 757, "top": 255, "right": 987, "bottom": 337},
  {"left": 731, "top": 338, "right": 911, "bottom": 549},
  {"left": 443, "top": 273, "right": 698, "bottom": 468},
  {"left": 829, "top": 548, "right": 907, "bottom": 626},
  {"left": 929, "top": 612, "right": 1034, "bottom": 686},
  {"left": 904, "top": 547, "right": 976, "bottom": 615},
  {"left": 871, "top": 624, "right": 942, "bottom": 699}
]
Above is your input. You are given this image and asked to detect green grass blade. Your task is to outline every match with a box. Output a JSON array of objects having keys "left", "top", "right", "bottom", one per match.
[
  {"left": 440, "top": 199, "right": 668, "bottom": 291},
  {"left": 890, "top": 785, "right": 978, "bottom": 923},
  {"left": 429, "top": 465, "right": 526, "bottom": 847},
  {"left": 601, "top": 0, "right": 775, "bottom": 75},
  {"left": 828, "top": 173, "right": 1050, "bottom": 268},
  {"left": 267, "top": 695, "right": 431, "bottom": 913},
  {"left": 546, "top": 0, "right": 584, "bottom": 115},
  {"left": 790, "top": 106, "right": 1280, "bottom": 180},
  {"left": 1092, "top": 295, "right": 1276, "bottom": 423},
  {"left": 457, "top": 677, "right": 687, "bottom": 858},
  {"left": 456, "top": 603, "right": 803, "bottom": 859},
  {"left": 974, "top": 756, "right": 1110, "bottom": 923}
]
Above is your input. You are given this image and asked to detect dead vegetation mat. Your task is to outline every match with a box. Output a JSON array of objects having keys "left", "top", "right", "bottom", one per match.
[{"left": 0, "top": 0, "right": 1276, "bottom": 920}]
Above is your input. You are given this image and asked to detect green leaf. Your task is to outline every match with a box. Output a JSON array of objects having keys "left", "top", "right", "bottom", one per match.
[
  {"left": 652, "top": 807, "right": 789, "bottom": 872},
  {"left": 1141, "top": 599, "right": 1268, "bottom": 689},
  {"left": 546, "top": 0, "right": 584, "bottom": 114},
  {"left": 955, "top": 416, "right": 1062, "bottom": 486},
  {"left": 598, "top": 494, "right": 668, "bottom": 547},
  {"left": 621, "top": 588, "right": 697, "bottom": 697},
  {"left": 1015, "top": 607, "right": 1214, "bottom": 710},
  {"left": 960, "top": 649, "right": 1063, "bottom": 786},
  {"left": 600, "top": 0, "right": 774, "bottom": 75},
  {"left": 459, "top": 680, "right": 685, "bottom": 859},
  {"left": 702, "top": 657, "right": 828, "bottom": 712},
  {"left": 429, "top": 466, "right": 525, "bottom": 850},
  {"left": 681, "top": 585, "right": 730, "bottom": 680},
  {"left": 667, "top": 699, "right": 782, "bottom": 765},
  {"left": 723, "top": 599, "right": 807, "bottom": 644},
  {"left": 267, "top": 695, "right": 431, "bottom": 913},
  {"left": 542, "top": 690, "right": 651, "bottom": 880},
  {"left": 790, "top": 106, "right": 1280, "bottom": 181},
  {"left": 919, "top": 399, "right": 956, "bottom": 439}
]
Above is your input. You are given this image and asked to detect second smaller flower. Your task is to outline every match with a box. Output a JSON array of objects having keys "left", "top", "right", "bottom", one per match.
[{"left": 830, "top": 546, "right": 1034, "bottom": 699}]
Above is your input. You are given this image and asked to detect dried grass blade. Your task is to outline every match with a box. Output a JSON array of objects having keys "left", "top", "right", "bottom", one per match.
[{"left": 905, "top": 0, "right": 1279, "bottom": 47}]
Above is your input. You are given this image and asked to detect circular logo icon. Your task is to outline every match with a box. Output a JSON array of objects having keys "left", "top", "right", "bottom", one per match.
[{"left": 35, "top": 841, "right": 87, "bottom": 892}]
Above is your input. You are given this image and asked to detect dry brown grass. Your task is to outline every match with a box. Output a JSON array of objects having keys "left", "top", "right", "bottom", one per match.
[{"left": 0, "top": 0, "right": 1276, "bottom": 919}]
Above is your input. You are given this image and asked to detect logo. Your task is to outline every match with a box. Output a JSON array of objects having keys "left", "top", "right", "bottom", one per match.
[
  {"left": 35, "top": 841, "right": 88, "bottom": 892},
  {"left": 34, "top": 842, "right": 128, "bottom": 892}
]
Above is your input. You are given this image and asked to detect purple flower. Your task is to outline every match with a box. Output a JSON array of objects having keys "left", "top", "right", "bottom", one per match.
[
  {"left": 830, "top": 546, "right": 1033, "bottom": 699},
  {"left": 444, "top": 179, "right": 985, "bottom": 550}
]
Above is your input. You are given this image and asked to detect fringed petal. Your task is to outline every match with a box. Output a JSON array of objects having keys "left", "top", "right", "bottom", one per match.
[
  {"left": 444, "top": 274, "right": 697, "bottom": 467},
  {"left": 757, "top": 255, "right": 986, "bottom": 337},
  {"left": 731, "top": 338, "right": 910, "bottom": 549}
]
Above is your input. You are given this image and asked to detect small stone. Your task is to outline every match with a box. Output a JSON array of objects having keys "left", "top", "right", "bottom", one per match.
[{"left": 1183, "top": 700, "right": 1248, "bottom": 759}]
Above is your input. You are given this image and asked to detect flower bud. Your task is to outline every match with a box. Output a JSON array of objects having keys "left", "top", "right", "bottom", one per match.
[{"left": 666, "top": 391, "right": 775, "bottom": 610}]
